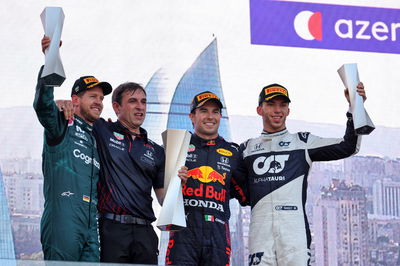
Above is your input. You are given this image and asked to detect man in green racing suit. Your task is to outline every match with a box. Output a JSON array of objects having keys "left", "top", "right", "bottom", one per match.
[{"left": 33, "top": 36, "right": 112, "bottom": 261}]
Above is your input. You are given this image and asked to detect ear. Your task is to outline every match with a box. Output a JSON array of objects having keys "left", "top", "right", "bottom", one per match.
[
  {"left": 112, "top": 102, "right": 120, "bottom": 116},
  {"left": 256, "top": 105, "right": 263, "bottom": 116},
  {"left": 287, "top": 107, "right": 290, "bottom": 117},
  {"left": 189, "top": 112, "right": 196, "bottom": 129},
  {"left": 71, "top": 95, "right": 80, "bottom": 107},
  {"left": 189, "top": 112, "right": 195, "bottom": 123}
]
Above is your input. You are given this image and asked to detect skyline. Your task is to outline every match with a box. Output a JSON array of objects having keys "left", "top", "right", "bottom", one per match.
[{"left": 1, "top": 106, "right": 400, "bottom": 160}]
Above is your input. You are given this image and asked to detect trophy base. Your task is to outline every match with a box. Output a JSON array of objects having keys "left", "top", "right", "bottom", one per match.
[
  {"left": 157, "top": 224, "right": 186, "bottom": 231},
  {"left": 42, "top": 73, "right": 66, "bottom": 87},
  {"left": 355, "top": 125, "right": 375, "bottom": 135}
]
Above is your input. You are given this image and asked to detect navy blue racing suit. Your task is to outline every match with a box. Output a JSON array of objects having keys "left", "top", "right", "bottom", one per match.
[{"left": 166, "top": 134, "right": 246, "bottom": 266}]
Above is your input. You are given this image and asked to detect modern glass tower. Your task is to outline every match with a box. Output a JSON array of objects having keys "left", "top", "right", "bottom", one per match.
[
  {"left": 143, "top": 38, "right": 243, "bottom": 265},
  {"left": 0, "top": 167, "right": 15, "bottom": 259},
  {"left": 143, "top": 38, "right": 231, "bottom": 143}
]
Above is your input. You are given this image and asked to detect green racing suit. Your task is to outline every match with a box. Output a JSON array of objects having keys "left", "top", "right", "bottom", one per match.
[{"left": 33, "top": 67, "right": 100, "bottom": 261}]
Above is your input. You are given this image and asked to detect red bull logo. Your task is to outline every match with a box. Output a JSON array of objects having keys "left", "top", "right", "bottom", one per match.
[
  {"left": 182, "top": 184, "right": 227, "bottom": 203},
  {"left": 187, "top": 166, "right": 226, "bottom": 185}
]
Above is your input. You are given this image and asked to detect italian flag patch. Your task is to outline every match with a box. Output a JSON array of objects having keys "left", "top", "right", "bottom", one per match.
[{"left": 204, "top": 215, "right": 214, "bottom": 222}]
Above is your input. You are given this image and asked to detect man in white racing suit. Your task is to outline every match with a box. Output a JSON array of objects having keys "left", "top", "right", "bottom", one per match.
[{"left": 241, "top": 83, "right": 366, "bottom": 266}]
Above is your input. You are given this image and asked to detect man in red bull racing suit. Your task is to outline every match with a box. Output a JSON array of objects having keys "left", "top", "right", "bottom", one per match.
[
  {"left": 241, "top": 83, "right": 366, "bottom": 266},
  {"left": 166, "top": 91, "right": 246, "bottom": 266},
  {"left": 34, "top": 36, "right": 112, "bottom": 261}
]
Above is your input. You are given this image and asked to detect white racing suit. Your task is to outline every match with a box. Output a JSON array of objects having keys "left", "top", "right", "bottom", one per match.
[{"left": 240, "top": 113, "right": 361, "bottom": 266}]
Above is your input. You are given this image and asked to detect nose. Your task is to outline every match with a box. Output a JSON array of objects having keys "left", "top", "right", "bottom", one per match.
[
  {"left": 273, "top": 105, "right": 282, "bottom": 113},
  {"left": 205, "top": 111, "right": 215, "bottom": 119},
  {"left": 136, "top": 101, "right": 146, "bottom": 110},
  {"left": 94, "top": 96, "right": 103, "bottom": 105}
]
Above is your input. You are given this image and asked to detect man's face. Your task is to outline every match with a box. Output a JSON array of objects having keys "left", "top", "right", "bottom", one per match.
[
  {"left": 113, "top": 89, "right": 147, "bottom": 133},
  {"left": 74, "top": 86, "right": 104, "bottom": 124},
  {"left": 257, "top": 96, "right": 290, "bottom": 133},
  {"left": 189, "top": 100, "right": 221, "bottom": 140}
]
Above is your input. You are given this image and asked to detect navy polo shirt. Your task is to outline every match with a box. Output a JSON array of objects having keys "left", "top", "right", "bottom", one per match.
[{"left": 94, "top": 118, "right": 165, "bottom": 222}]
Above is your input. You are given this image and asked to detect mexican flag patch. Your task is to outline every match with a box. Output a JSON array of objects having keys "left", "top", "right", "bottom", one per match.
[{"left": 204, "top": 215, "right": 215, "bottom": 222}]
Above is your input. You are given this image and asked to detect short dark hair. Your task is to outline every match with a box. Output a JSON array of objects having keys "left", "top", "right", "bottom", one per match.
[
  {"left": 112, "top": 82, "right": 146, "bottom": 105},
  {"left": 75, "top": 90, "right": 86, "bottom": 98}
]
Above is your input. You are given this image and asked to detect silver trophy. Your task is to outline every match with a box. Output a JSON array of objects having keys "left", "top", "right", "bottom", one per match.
[
  {"left": 157, "top": 129, "right": 191, "bottom": 231},
  {"left": 338, "top": 63, "right": 375, "bottom": 135},
  {"left": 40, "top": 7, "right": 66, "bottom": 86}
]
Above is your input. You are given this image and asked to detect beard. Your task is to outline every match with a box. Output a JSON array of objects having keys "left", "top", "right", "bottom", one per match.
[{"left": 79, "top": 104, "right": 102, "bottom": 124}]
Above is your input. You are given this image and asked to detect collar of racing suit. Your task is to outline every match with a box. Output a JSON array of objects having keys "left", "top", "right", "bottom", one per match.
[
  {"left": 191, "top": 133, "right": 224, "bottom": 147},
  {"left": 73, "top": 114, "right": 93, "bottom": 133},
  {"left": 261, "top": 128, "right": 288, "bottom": 138}
]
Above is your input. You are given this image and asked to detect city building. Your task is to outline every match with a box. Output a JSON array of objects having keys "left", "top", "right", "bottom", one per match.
[
  {"left": 344, "top": 155, "right": 386, "bottom": 189},
  {"left": 3, "top": 173, "right": 43, "bottom": 215},
  {"left": 240, "top": 206, "right": 251, "bottom": 265},
  {"left": 1, "top": 159, "right": 43, "bottom": 258},
  {"left": 373, "top": 178, "right": 400, "bottom": 217},
  {"left": 0, "top": 167, "right": 15, "bottom": 259},
  {"left": 384, "top": 158, "right": 400, "bottom": 180},
  {"left": 143, "top": 38, "right": 243, "bottom": 265},
  {"left": 313, "top": 179, "right": 369, "bottom": 266},
  {"left": 0, "top": 158, "right": 42, "bottom": 175},
  {"left": 368, "top": 214, "right": 400, "bottom": 264},
  {"left": 143, "top": 38, "right": 231, "bottom": 143},
  {"left": 229, "top": 201, "right": 245, "bottom": 266},
  {"left": 369, "top": 214, "right": 400, "bottom": 245}
]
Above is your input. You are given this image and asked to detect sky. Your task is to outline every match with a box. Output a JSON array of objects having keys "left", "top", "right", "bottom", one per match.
[{"left": 1, "top": 0, "right": 399, "bottom": 127}]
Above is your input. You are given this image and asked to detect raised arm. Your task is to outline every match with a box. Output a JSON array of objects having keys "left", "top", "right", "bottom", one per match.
[
  {"left": 307, "top": 82, "right": 366, "bottom": 162},
  {"left": 33, "top": 36, "right": 67, "bottom": 142}
]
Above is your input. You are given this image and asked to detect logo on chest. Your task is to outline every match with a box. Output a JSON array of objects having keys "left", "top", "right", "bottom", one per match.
[
  {"left": 253, "top": 154, "right": 289, "bottom": 175},
  {"left": 140, "top": 149, "right": 156, "bottom": 166},
  {"left": 187, "top": 166, "right": 226, "bottom": 185},
  {"left": 113, "top": 132, "right": 124, "bottom": 140}
]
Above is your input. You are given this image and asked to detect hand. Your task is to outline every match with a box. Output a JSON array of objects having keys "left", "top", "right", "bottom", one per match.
[
  {"left": 41, "top": 36, "right": 62, "bottom": 54},
  {"left": 356, "top": 82, "right": 366, "bottom": 102},
  {"left": 344, "top": 82, "right": 366, "bottom": 103},
  {"left": 177, "top": 166, "right": 188, "bottom": 185},
  {"left": 55, "top": 100, "right": 74, "bottom": 120}
]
